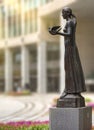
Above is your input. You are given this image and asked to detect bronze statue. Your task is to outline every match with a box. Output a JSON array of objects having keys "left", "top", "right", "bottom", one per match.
[{"left": 49, "top": 7, "right": 86, "bottom": 107}]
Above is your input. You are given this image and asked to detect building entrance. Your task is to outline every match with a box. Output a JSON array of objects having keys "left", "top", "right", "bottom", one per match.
[
  {"left": 30, "top": 76, "right": 37, "bottom": 92},
  {"left": 0, "top": 79, "right": 4, "bottom": 92},
  {"left": 47, "top": 76, "right": 59, "bottom": 92}
]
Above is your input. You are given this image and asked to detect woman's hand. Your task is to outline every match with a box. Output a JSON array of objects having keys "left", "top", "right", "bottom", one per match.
[
  {"left": 48, "top": 27, "right": 57, "bottom": 35},
  {"left": 48, "top": 26, "right": 61, "bottom": 35}
]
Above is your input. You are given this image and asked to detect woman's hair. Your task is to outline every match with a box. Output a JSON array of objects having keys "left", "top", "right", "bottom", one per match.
[{"left": 62, "top": 7, "right": 76, "bottom": 18}]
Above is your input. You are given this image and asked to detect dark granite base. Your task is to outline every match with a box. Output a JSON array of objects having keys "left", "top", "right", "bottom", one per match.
[{"left": 57, "top": 94, "right": 85, "bottom": 108}]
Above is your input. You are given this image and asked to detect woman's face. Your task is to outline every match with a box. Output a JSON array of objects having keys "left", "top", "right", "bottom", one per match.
[{"left": 62, "top": 10, "right": 68, "bottom": 19}]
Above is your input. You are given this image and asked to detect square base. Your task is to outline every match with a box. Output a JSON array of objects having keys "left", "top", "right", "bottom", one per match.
[
  {"left": 57, "top": 94, "right": 85, "bottom": 107},
  {"left": 49, "top": 107, "right": 92, "bottom": 130}
]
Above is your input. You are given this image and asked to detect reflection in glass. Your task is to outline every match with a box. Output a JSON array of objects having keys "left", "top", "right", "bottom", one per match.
[
  {"left": 7, "top": 0, "right": 21, "bottom": 37},
  {"left": 24, "top": 0, "right": 38, "bottom": 34},
  {"left": 0, "top": 52, "right": 4, "bottom": 91},
  {"left": 13, "top": 49, "right": 21, "bottom": 89},
  {"left": 0, "top": 6, "right": 5, "bottom": 39},
  {"left": 47, "top": 42, "right": 60, "bottom": 92},
  {"left": 29, "top": 44, "right": 37, "bottom": 92}
]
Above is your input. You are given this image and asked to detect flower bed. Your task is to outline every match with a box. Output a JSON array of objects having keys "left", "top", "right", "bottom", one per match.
[
  {"left": 0, "top": 121, "right": 94, "bottom": 130},
  {"left": 0, "top": 121, "right": 49, "bottom": 130},
  {"left": 7, "top": 90, "right": 31, "bottom": 96}
]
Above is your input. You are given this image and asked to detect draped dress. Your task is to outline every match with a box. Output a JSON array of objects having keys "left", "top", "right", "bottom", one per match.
[{"left": 64, "top": 19, "right": 86, "bottom": 93}]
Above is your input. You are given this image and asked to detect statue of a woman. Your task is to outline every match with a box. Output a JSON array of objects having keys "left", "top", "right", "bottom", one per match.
[{"left": 49, "top": 7, "right": 86, "bottom": 107}]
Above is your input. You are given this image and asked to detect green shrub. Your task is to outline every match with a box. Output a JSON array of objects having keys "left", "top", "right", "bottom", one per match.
[{"left": 0, "top": 121, "right": 49, "bottom": 130}]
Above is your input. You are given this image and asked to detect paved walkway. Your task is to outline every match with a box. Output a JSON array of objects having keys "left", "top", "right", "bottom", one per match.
[
  {"left": 0, "top": 93, "right": 57, "bottom": 122},
  {"left": 0, "top": 93, "right": 94, "bottom": 125}
]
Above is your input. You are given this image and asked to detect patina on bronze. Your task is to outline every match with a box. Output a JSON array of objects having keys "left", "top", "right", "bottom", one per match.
[{"left": 49, "top": 7, "right": 86, "bottom": 108}]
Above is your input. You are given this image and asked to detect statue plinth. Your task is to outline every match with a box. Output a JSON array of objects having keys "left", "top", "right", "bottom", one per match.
[
  {"left": 49, "top": 107, "right": 92, "bottom": 130},
  {"left": 57, "top": 94, "right": 85, "bottom": 108}
]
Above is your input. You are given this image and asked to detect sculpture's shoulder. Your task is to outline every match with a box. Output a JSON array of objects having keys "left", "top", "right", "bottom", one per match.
[{"left": 67, "top": 18, "right": 77, "bottom": 28}]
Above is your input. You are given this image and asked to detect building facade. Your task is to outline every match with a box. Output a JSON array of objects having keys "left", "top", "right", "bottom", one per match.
[{"left": 0, "top": 0, "right": 94, "bottom": 93}]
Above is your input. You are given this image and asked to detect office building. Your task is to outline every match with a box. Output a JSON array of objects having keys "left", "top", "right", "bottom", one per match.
[{"left": 0, "top": 0, "right": 94, "bottom": 93}]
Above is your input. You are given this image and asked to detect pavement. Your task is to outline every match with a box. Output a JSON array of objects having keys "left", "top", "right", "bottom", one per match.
[
  {"left": 0, "top": 93, "right": 94, "bottom": 125},
  {"left": 0, "top": 93, "right": 57, "bottom": 122}
]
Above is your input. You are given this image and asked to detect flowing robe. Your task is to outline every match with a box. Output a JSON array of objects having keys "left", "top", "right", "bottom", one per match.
[{"left": 64, "top": 20, "right": 86, "bottom": 93}]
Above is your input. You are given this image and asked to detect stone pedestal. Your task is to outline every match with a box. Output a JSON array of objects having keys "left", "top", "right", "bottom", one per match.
[
  {"left": 50, "top": 107, "right": 92, "bottom": 130},
  {"left": 57, "top": 94, "right": 85, "bottom": 108}
]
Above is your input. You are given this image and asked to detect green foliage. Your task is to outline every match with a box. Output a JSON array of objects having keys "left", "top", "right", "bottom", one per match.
[
  {"left": 0, "top": 121, "right": 49, "bottom": 130},
  {"left": 85, "top": 97, "right": 92, "bottom": 103},
  {"left": 0, "top": 124, "right": 49, "bottom": 130}
]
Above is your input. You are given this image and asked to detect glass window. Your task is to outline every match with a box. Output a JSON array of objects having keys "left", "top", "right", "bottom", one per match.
[
  {"left": 13, "top": 49, "right": 21, "bottom": 89},
  {"left": 41, "top": 0, "right": 46, "bottom": 5},
  {"left": 24, "top": 11, "right": 29, "bottom": 34},
  {"left": 47, "top": 68, "right": 60, "bottom": 92},
  {"left": 31, "top": 9, "right": 37, "bottom": 32},
  {"left": 29, "top": 45, "right": 37, "bottom": 62},
  {"left": 0, "top": 52, "right": 4, "bottom": 65},
  {"left": 0, "top": 6, "right": 5, "bottom": 39},
  {"left": 30, "top": 69, "right": 37, "bottom": 92},
  {"left": 24, "top": 0, "right": 38, "bottom": 34},
  {"left": 41, "top": 0, "right": 52, "bottom": 5},
  {"left": 0, "top": 52, "right": 5, "bottom": 92},
  {"left": 47, "top": 42, "right": 60, "bottom": 61},
  {"left": 7, "top": 0, "right": 21, "bottom": 37},
  {"left": 13, "top": 51, "right": 21, "bottom": 64},
  {"left": 29, "top": 44, "right": 37, "bottom": 92},
  {"left": 47, "top": 51, "right": 59, "bottom": 61},
  {"left": 24, "top": 0, "right": 30, "bottom": 34},
  {"left": 15, "top": 0, "right": 21, "bottom": 36},
  {"left": 8, "top": 6, "right": 15, "bottom": 37},
  {"left": 32, "top": 0, "right": 40, "bottom": 8}
]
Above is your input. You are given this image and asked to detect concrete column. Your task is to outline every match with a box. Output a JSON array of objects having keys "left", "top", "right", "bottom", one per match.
[
  {"left": 60, "top": 17, "right": 66, "bottom": 93},
  {"left": 5, "top": 48, "right": 13, "bottom": 92},
  {"left": 37, "top": 15, "right": 47, "bottom": 93},
  {"left": 21, "top": 46, "right": 30, "bottom": 87},
  {"left": 37, "top": 42, "right": 47, "bottom": 93}
]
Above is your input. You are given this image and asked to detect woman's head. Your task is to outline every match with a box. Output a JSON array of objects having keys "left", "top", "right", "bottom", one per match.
[{"left": 62, "top": 7, "right": 72, "bottom": 19}]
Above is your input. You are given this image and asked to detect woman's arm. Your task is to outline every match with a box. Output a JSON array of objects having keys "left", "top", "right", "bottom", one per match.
[
  {"left": 49, "top": 22, "right": 72, "bottom": 36},
  {"left": 56, "top": 25, "right": 72, "bottom": 37}
]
